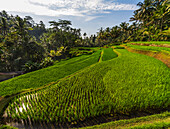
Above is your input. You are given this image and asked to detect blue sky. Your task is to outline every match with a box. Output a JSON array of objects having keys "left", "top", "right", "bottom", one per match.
[{"left": 0, "top": 0, "right": 142, "bottom": 35}]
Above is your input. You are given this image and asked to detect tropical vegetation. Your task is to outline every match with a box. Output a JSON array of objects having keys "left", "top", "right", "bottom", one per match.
[
  {"left": 3, "top": 49, "right": 169, "bottom": 126},
  {"left": 0, "top": 0, "right": 170, "bottom": 128},
  {"left": 96, "top": 0, "right": 170, "bottom": 45},
  {"left": 0, "top": 0, "right": 169, "bottom": 72},
  {"left": 0, "top": 48, "right": 101, "bottom": 96},
  {"left": 0, "top": 11, "right": 83, "bottom": 72}
]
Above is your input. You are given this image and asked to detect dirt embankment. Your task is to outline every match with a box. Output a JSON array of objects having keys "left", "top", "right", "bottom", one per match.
[
  {"left": 123, "top": 46, "right": 170, "bottom": 68},
  {"left": 130, "top": 43, "right": 170, "bottom": 48},
  {"left": 0, "top": 71, "right": 23, "bottom": 76}
]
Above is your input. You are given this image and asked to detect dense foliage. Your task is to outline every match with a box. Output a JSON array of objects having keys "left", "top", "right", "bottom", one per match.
[
  {"left": 4, "top": 49, "right": 169, "bottom": 124},
  {"left": 0, "top": 0, "right": 169, "bottom": 72},
  {"left": 95, "top": 0, "right": 170, "bottom": 46},
  {"left": 0, "top": 11, "right": 83, "bottom": 72},
  {"left": 0, "top": 0, "right": 170, "bottom": 128},
  {"left": 0, "top": 49, "right": 101, "bottom": 96}
]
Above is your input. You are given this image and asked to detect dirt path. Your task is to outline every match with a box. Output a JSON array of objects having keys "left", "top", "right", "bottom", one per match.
[
  {"left": 130, "top": 43, "right": 170, "bottom": 48},
  {"left": 123, "top": 45, "right": 170, "bottom": 68},
  {"left": 0, "top": 71, "right": 23, "bottom": 75}
]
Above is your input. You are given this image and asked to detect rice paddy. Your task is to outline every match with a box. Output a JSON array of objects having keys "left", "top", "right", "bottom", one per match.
[
  {"left": 0, "top": 48, "right": 101, "bottom": 96},
  {"left": 0, "top": 45, "right": 169, "bottom": 129},
  {"left": 3, "top": 48, "right": 169, "bottom": 127}
]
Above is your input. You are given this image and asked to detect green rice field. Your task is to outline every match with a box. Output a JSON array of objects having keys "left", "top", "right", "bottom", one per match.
[
  {"left": 0, "top": 49, "right": 101, "bottom": 96},
  {"left": 102, "top": 48, "right": 118, "bottom": 61},
  {"left": 0, "top": 46, "right": 169, "bottom": 129},
  {"left": 3, "top": 49, "right": 169, "bottom": 126}
]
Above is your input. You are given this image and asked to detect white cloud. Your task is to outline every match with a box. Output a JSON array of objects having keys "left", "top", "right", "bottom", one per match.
[
  {"left": 28, "top": 0, "right": 137, "bottom": 11},
  {"left": 0, "top": 0, "right": 137, "bottom": 21},
  {"left": 85, "top": 16, "right": 102, "bottom": 22}
]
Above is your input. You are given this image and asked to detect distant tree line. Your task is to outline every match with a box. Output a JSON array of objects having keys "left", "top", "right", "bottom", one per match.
[
  {"left": 95, "top": 0, "right": 170, "bottom": 46},
  {"left": 0, "top": 11, "right": 83, "bottom": 72},
  {"left": 0, "top": 0, "right": 169, "bottom": 72}
]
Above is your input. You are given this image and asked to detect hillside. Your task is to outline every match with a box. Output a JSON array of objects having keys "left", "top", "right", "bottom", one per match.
[
  {"left": 1, "top": 46, "right": 169, "bottom": 128},
  {"left": 0, "top": 48, "right": 101, "bottom": 96}
]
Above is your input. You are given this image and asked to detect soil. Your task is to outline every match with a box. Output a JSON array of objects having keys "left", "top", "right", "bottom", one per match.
[
  {"left": 0, "top": 71, "right": 23, "bottom": 75},
  {"left": 130, "top": 43, "right": 170, "bottom": 48},
  {"left": 2, "top": 108, "right": 169, "bottom": 129},
  {"left": 124, "top": 46, "right": 170, "bottom": 68},
  {"left": 0, "top": 71, "right": 24, "bottom": 82}
]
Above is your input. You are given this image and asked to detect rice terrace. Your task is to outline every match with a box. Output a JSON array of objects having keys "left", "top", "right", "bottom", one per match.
[{"left": 0, "top": 0, "right": 170, "bottom": 129}]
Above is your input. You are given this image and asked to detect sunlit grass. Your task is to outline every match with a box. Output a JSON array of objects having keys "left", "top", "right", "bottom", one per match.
[
  {"left": 6, "top": 49, "right": 170, "bottom": 124},
  {"left": 0, "top": 50, "right": 101, "bottom": 96}
]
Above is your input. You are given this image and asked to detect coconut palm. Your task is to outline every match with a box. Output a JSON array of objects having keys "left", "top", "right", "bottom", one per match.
[
  {"left": 49, "top": 21, "right": 60, "bottom": 32},
  {"left": 0, "top": 17, "right": 8, "bottom": 37}
]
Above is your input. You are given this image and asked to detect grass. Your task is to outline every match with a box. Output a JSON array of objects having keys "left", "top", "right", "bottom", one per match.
[
  {"left": 127, "top": 44, "right": 170, "bottom": 52},
  {"left": 69, "top": 47, "right": 95, "bottom": 57},
  {"left": 129, "top": 121, "right": 170, "bottom": 129},
  {"left": 81, "top": 111, "right": 170, "bottom": 129},
  {"left": 0, "top": 125, "right": 18, "bottom": 129},
  {"left": 0, "top": 49, "right": 101, "bottom": 96},
  {"left": 129, "top": 41, "right": 170, "bottom": 44},
  {"left": 102, "top": 48, "right": 118, "bottom": 61},
  {"left": 5, "top": 49, "right": 170, "bottom": 124}
]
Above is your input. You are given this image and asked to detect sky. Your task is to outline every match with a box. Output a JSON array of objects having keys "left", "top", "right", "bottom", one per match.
[{"left": 0, "top": 0, "right": 142, "bottom": 36}]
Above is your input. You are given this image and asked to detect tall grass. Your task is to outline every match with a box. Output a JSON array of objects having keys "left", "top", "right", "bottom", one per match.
[
  {"left": 6, "top": 49, "right": 170, "bottom": 124},
  {"left": 102, "top": 48, "right": 118, "bottom": 61},
  {"left": 0, "top": 50, "right": 101, "bottom": 96}
]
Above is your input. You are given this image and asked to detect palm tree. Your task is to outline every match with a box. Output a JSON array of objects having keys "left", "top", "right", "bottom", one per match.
[
  {"left": 83, "top": 32, "right": 87, "bottom": 39},
  {"left": 11, "top": 16, "right": 33, "bottom": 62},
  {"left": 0, "top": 17, "right": 8, "bottom": 37},
  {"left": 0, "top": 10, "right": 8, "bottom": 18},
  {"left": 153, "top": 0, "right": 170, "bottom": 32},
  {"left": 76, "top": 29, "right": 81, "bottom": 37},
  {"left": 12, "top": 16, "right": 32, "bottom": 39},
  {"left": 119, "top": 22, "right": 129, "bottom": 42},
  {"left": 49, "top": 20, "right": 73, "bottom": 47},
  {"left": 49, "top": 21, "right": 60, "bottom": 32},
  {"left": 130, "top": 0, "right": 155, "bottom": 30},
  {"left": 58, "top": 19, "right": 72, "bottom": 31}
]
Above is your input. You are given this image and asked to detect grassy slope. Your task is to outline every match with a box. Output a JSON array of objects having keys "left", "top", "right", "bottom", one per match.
[
  {"left": 102, "top": 48, "right": 118, "bottom": 61},
  {"left": 81, "top": 112, "right": 170, "bottom": 129},
  {"left": 103, "top": 50, "right": 170, "bottom": 113},
  {"left": 0, "top": 125, "right": 18, "bottom": 129},
  {"left": 126, "top": 44, "right": 170, "bottom": 52},
  {"left": 128, "top": 120, "right": 170, "bottom": 129},
  {"left": 0, "top": 50, "right": 101, "bottom": 96},
  {"left": 7, "top": 49, "right": 170, "bottom": 123}
]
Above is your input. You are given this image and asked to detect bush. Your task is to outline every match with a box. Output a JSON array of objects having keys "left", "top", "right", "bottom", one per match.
[
  {"left": 22, "top": 61, "right": 40, "bottom": 72},
  {"left": 22, "top": 57, "right": 54, "bottom": 72},
  {"left": 40, "top": 57, "right": 54, "bottom": 68},
  {"left": 114, "top": 46, "right": 125, "bottom": 49}
]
